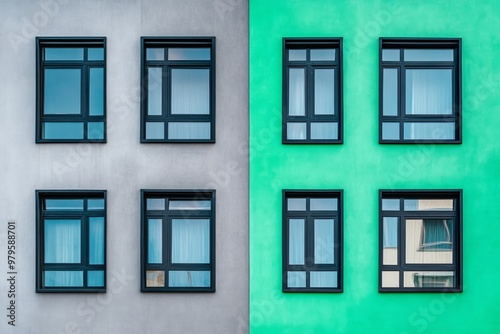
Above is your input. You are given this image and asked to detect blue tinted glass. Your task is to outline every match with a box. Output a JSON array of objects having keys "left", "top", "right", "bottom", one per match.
[
  {"left": 168, "top": 48, "right": 210, "bottom": 60},
  {"left": 148, "top": 67, "right": 163, "bottom": 115},
  {"left": 310, "top": 49, "right": 335, "bottom": 61},
  {"left": 88, "top": 122, "right": 104, "bottom": 140},
  {"left": 146, "top": 48, "right": 164, "bottom": 61},
  {"left": 88, "top": 48, "right": 104, "bottom": 61},
  {"left": 88, "top": 199, "right": 105, "bottom": 210},
  {"left": 44, "top": 122, "right": 84, "bottom": 140},
  {"left": 171, "top": 69, "right": 210, "bottom": 115},
  {"left": 146, "top": 122, "right": 164, "bottom": 139},
  {"left": 167, "top": 122, "right": 210, "bottom": 140},
  {"left": 46, "top": 199, "right": 84, "bottom": 210},
  {"left": 87, "top": 271, "right": 104, "bottom": 287},
  {"left": 44, "top": 219, "right": 81, "bottom": 263},
  {"left": 147, "top": 198, "right": 165, "bottom": 210},
  {"left": 45, "top": 48, "right": 83, "bottom": 60},
  {"left": 89, "top": 68, "right": 104, "bottom": 115},
  {"left": 89, "top": 217, "right": 105, "bottom": 265},
  {"left": 168, "top": 271, "right": 210, "bottom": 287},
  {"left": 148, "top": 219, "right": 162, "bottom": 264},
  {"left": 45, "top": 271, "right": 83, "bottom": 287},
  {"left": 44, "top": 69, "right": 81, "bottom": 115}
]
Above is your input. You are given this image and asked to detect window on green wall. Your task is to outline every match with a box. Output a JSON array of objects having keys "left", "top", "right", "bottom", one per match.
[
  {"left": 283, "top": 190, "right": 343, "bottom": 292},
  {"left": 283, "top": 39, "right": 343, "bottom": 144},
  {"left": 379, "top": 190, "right": 462, "bottom": 292},
  {"left": 379, "top": 38, "right": 462, "bottom": 143}
]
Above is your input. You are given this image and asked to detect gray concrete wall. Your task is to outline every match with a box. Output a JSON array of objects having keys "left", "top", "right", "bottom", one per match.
[{"left": 0, "top": 0, "right": 248, "bottom": 333}]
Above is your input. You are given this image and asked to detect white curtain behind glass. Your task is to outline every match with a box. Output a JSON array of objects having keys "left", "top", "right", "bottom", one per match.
[
  {"left": 171, "top": 69, "right": 209, "bottom": 115},
  {"left": 289, "top": 219, "right": 304, "bottom": 265},
  {"left": 44, "top": 219, "right": 81, "bottom": 263},
  {"left": 89, "top": 217, "right": 104, "bottom": 265},
  {"left": 406, "top": 69, "right": 452, "bottom": 115},
  {"left": 171, "top": 219, "right": 210, "bottom": 263}
]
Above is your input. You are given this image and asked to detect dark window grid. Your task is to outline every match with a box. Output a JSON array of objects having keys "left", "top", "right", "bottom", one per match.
[
  {"left": 36, "top": 191, "right": 106, "bottom": 293},
  {"left": 283, "top": 40, "right": 343, "bottom": 144},
  {"left": 36, "top": 39, "right": 106, "bottom": 143}
]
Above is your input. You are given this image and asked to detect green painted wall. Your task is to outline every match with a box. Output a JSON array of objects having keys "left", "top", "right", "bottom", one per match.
[{"left": 249, "top": 0, "right": 500, "bottom": 333}]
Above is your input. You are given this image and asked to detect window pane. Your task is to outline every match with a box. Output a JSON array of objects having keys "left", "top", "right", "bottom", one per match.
[
  {"left": 88, "top": 48, "right": 104, "bottom": 61},
  {"left": 87, "top": 271, "right": 104, "bottom": 287},
  {"left": 147, "top": 67, "right": 163, "bottom": 116},
  {"left": 167, "top": 122, "right": 211, "bottom": 140},
  {"left": 171, "top": 69, "right": 210, "bottom": 115},
  {"left": 287, "top": 123, "right": 307, "bottom": 140},
  {"left": 45, "top": 199, "right": 84, "bottom": 210},
  {"left": 404, "top": 199, "right": 454, "bottom": 211},
  {"left": 171, "top": 219, "right": 210, "bottom": 264},
  {"left": 383, "top": 217, "right": 398, "bottom": 265},
  {"left": 381, "top": 271, "right": 399, "bottom": 288},
  {"left": 287, "top": 271, "right": 306, "bottom": 288},
  {"left": 404, "top": 49, "right": 454, "bottom": 62},
  {"left": 382, "top": 199, "right": 400, "bottom": 211},
  {"left": 421, "top": 219, "right": 454, "bottom": 251},
  {"left": 314, "top": 219, "right": 334, "bottom": 264},
  {"left": 44, "top": 69, "right": 81, "bottom": 115},
  {"left": 404, "top": 271, "right": 455, "bottom": 288},
  {"left": 44, "top": 219, "right": 81, "bottom": 263},
  {"left": 88, "top": 199, "right": 105, "bottom": 210},
  {"left": 382, "top": 122, "right": 399, "bottom": 140},
  {"left": 146, "top": 122, "right": 165, "bottom": 140},
  {"left": 382, "top": 49, "right": 400, "bottom": 61},
  {"left": 383, "top": 68, "right": 398, "bottom": 116},
  {"left": 148, "top": 219, "right": 162, "bottom": 264},
  {"left": 405, "top": 69, "right": 452, "bottom": 115},
  {"left": 310, "top": 198, "right": 337, "bottom": 211},
  {"left": 89, "top": 217, "right": 105, "bottom": 265},
  {"left": 44, "top": 271, "right": 83, "bottom": 287},
  {"left": 404, "top": 122, "right": 455, "bottom": 140},
  {"left": 89, "top": 68, "right": 104, "bottom": 116},
  {"left": 288, "top": 49, "right": 306, "bottom": 61},
  {"left": 169, "top": 200, "right": 211, "bottom": 210},
  {"left": 44, "top": 122, "right": 84, "bottom": 140},
  {"left": 310, "top": 271, "right": 337, "bottom": 288},
  {"left": 45, "top": 48, "right": 83, "bottom": 60},
  {"left": 310, "top": 49, "right": 335, "bottom": 61},
  {"left": 146, "top": 270, "right": 165, "bottom": 287},
  {"left": 168, "top": 48, "right": 210, "bottom": 61},
  {"left": 314, "top": 69, "right": 335, "bottom": 115},
  {"left": 288, "top": 68, "right": 305, "bottom": 116},
  {"left": 168, "top": 271, "right": 210, "bottom": 287},
  {"left": 311, "top": 122, "right": 338, "bottom": 140},
  {"left": 147, "top": 198, "right": 165, "bottom": 210},
  {"left": 88, "top": 122, "right": 104, "bottom": 140},
  {"left": 146, "top": 48, "right": 164, "bottom": 61},
  {"left": 289, "top": 219, "right": 305, "bottom": 265},
  {"left": 287, "top": 198, "right": 306, "bottom": 211},
  {"left": 405, "top": 219, "right": 453, "bottom": 264}
]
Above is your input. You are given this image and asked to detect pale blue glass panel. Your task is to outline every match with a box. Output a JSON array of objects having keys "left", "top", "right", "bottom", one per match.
[
  {"left": 88, "top": 122, "right": 104, "bottom": 140},
  {"left": 171, "top": 219, "right": 210, "bottom": 264},
  {"left": 311, "top": 122, "right": 338, "bottom": 140},
  {"left": 310, "top": 198, "right": 337, "bottom": 211},
  {"left": 88, "top": 199, "right": 105, "bottom": 210},
  {"left": 383, "top": 68, "right": 398, "bottom": 116},
  {"left": 289, "top": 68, "right": 305, "bottom": 116},
  {"left": 404, "top": 49, "right": 454, "bottom": 61},
  {"left": 403, "top": 122, "right": 455, "bottom": 140},
  {"left": 89, "top": 217, "right": 104, "bottom": 265},
  {"left": 146, "top": 48, "right": 164, "bottom": 61},
  {"left": 382, "top": 122, "right": 399, "bottom": 140},
  {"left": 404, "top": 199, "right": 454, "bottom": 211},
  {"left": 406, "top": 69, "right": 452, "bottom": 115},
  {"left": 146, "top": 122, "right": 165, "bottom": 139},
  {"left": 89, "top": 68, "right": 104, "bottom": 116},
  {"left": 46, "top": 199, "right": 83, "bottom": 210},
  {"left": 168, "top": 271, "right": 210, "bottom": 287},
  {"left": 310, "top": 271, "right": 337, "bottom": 288},
  {"left": 88, "top": 48, "right": 104, "bottom": 61},
  {"left": 167, "top": 122, "right": 211, "bottom": 140},
  {"left": 45, "top": 48, "right": 83, "bottom": 60},
  {"left": 314, "top": 69, "right": 335, "bottom": 115},
  {"left": 45, "top": 271, "right": 83, "bottom": 287},
  {"left": 310, "top": 49, "right": 335, "bottom": 61},
  {"left": 289, "top": 219, "right": 305, "bottom": 265},
  {"left": 382, "top": 199, "right": 400, "bottom": 211},
  {"left": 168, "top": 48, "right": 210, "bottom": 61},
  {"left": 287, "top": 198, "right": 306, "bottom": 211},
  {"left": 169, "top": 200, "right": 211, "bottom": 210},
  {"left": 288, "top": 49, "right": 306, "bottom": 61},
  {"left": 87, "top": 271, "right": 104, "bottom": 287},
  {"left": 383, "top": 217, "right": 398, "bottom": 248},
  {"left": 148, "top": 218, "right": 162, "bottom": 264},
  {"left": 148, "top": 67, "right": 163, "bottom": 115},
  {"left": 44, "top": 219, "right": 81, "bottom": 263},
  {"left": 314, "top": 219, "right": 334, "bottom": 264},
  {"left": 382, "top": 49, "right": 400, "bottom": 61},
  {"left": 147, "top": 198, "right": 165, "bottom": 210},
  {"left": 44, "top": 69, "right": 81, "bottom": 115},
  {"left": 287, "top": 271, "right": 306, "bottom": 288},
  {"left": 287, "top": 123, "right": 306, "bottom": 140},
  {"left": 171, "top": 69, "right": 210, "bottom": 115},
  {"left": 44, "top": 122, "right": 84, "bottom": 140}
]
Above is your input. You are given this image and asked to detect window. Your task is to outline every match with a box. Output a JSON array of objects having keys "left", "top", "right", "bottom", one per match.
[
  {"left": 36, "top": 191, "right": 106, "bottom": 292},
  {"left": 36, "top": 37, "right": 106, "bottom": 142},
  {"left": 141, "top": 37, "right": 215, "bottom": 142},
  {"left": 379, "top": 190, "right": 462, "bottom": 292},
  {"left": 283, "top": 39, "right": 343, "bottom": 143},
  {"left": 141, "top": 190, "right": 215, "bottom": 292},
  {"left": 380, "top": 38, "right": 461, "bottom": 143},
  {"left": 283, "top": 191, "right": 343, "bottom": 292}
]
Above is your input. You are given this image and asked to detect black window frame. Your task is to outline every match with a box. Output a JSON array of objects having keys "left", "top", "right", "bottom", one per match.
[
  {"left": 141, "top": 189, "right": 216, "bottom": 292},
  {"left": 282, "top": 38, "right": 343, "bottom": 144},
  {"left": 282, "top": 190, "right": 343, "bottom": 292},
  {"left": 140, "top": 37, "right": 216, "bottom": 143},
  {"left": 379, "top": 38, "right": 462, "bottom": 144},
  {"left": 36, "top": 37, "right": 107, "bottom": 143},
  {"left": 379, "top": 190, "right": 463, "bottom": 293},
  {"left": 36, "top": 190, "right": 107, "bottom": 293}
]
